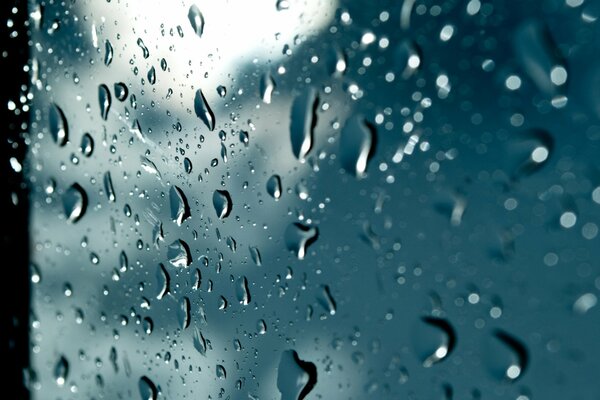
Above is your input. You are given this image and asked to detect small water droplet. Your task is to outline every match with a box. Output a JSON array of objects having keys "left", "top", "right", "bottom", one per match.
[
  {"left": 257, "top": 319, "right": 267, "bottom": 334},
  {"left": 143, "top": 317, "right": 153, "bottom": 334},
  {"left": 169, "top": 186, "right": 191, "bottom": 226},
  {"left": 285, "top": 223, "right": 319, "bottom": 260},
  {"left": 104, "top": 40, "right": 113, "bottom": 66},
  {"left": 137, "top": 38, "right": 149, "bottom": 59},
  {"left": 138, "top": 376, "right": 157, "bottom": 400},
  {"left": 49, "top": 103, "right": 68, "bottom": 146},
  {"left": 249, "top": 246, "right": 262, "bottom": 266},
  {"left": 183, "top": 157, "right": 193, "bottom": 173},
  {"left": 147, "top": 66, "right": 156, "bottom": 85},
  {"left": 194, "top": 89, "right": 215, "bottom": 131},
  {"left": 54, "top": 356, "right": 69, "bottom": 386},
  {"left": 217, "top": 85, "right": 227, "bottom": 98},
  {"left": 98, "top": 84, "right": 111, "bottom": 120},
  {"left": 276, "top": 0, "right": 290, "bottom": 11},
  {"left": 260, "top": 72, "right": 276, "bottom": 104},
  {"left": 317, "top": 285, "right": 336, "bottom": 315},
  {"left": 266, "top": 175, "right": 282, "bottom": 200},
  {"left": 103, "top": 171, "right": 116, "bottom": 202},
  {"left": 340, "top": 115, "right": 377, "bottom": 178},
  {"left": 484, "top": 330, "right": 528, "bottom": 382},
  {"left": 156, "top": 263, "right": 170, "bottom": 299},
  {"left": 178, "top": 296, "right": 191, "bottom": 329},
  {"left": 412, "top": 317, "right": 456, "bottom": 367},
  {"left": 277, "top": 350, "right": 317, "bottom": 400},
  {"left": 114, "top": 82, "right": 128, "bottom": 101},
  {"left": 168, "top": 239, "right": 191, "bottom": 267},
  {"left": 80, "top": 133, "right": 94, "bottom": 157},
  {"left": 193, "top": 326, "right": 207, "bottom": 355},
  {"left": 63, "top": 183, "right": 87, "bottom": 223},
  {"left": 188, "top": 5, "right": 205, "bottom": 38},
  {"left": 290, "top": 87, "right": 319, "bottom": 160},
  {"left": 216, "top": 364, "right": 226, "bottom": 379},
  {"left": 213, "top": 189, "right": 232, "bottom": 219}
]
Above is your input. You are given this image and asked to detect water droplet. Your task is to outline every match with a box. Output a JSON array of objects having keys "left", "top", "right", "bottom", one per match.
[
  {"left": 290, "top": 87, "right": 319, "bottom": 160},
  {"left": 216, "top": 364, "right": 226, "bottom": 379},
  {"left": 183, "top": 157, "right": 193, "bottom": 173},
  {"left": 168, "top": 239, "right": 191, "bottom": 267},
  {"left": 147, "top": 66, "right": 156, "bottom": 85},
  {"left": 63, "top": 183, "right": 87, "bottom": 223},
  {"left": 138, "top": 376, "right": 157, "bottom": 400},
  {"left": 285, "top": 223, "right": 319, "bottom": 260},
  {"left": 509, "top": 129, "right": 554, "bottom": 180},
  {"left": 104, "top": 39, "right": 113, "bottom": 66},
  {"left": 573, "top": 293, "right": 597, "bottom": 314},
  {"left": 103, "top": 171, "right": 116, "bottom": 203},
  {"left": 394, "top": 40, "right": 421, "bottom": 78},
  {"left": 236, "top": 276, "right": 251, "bottom": 305},
  {"left": 317, "top": 285, "right": 336, "bottom": 315},
  {"left": 257, "top": 319, "right": 267, "bottom": 334},
  {"left": 213, "top": 189, "right": 232, "bottom": 219},
  {"left": 188, "top": 5, "right": 205, "bottom": 38},
  {"left": 49, "top": 103, "right": 68, "bottom": 146},
  {"left": 143, "top": 317, "right": 153, "bottom": 335},
  {"left": 260, "top": 72, "right": 276, "bottom": 104},
  {"left": 80, "top": 133, "right": 94, "bottom": 157},
  {"left": 156, "top": 263, "right": 170, "bottom": 299},
  {"left": 412, "top": 317, "right": 456, "bottom": 367},
  {"left": 216, "top": 85, "right": 227, "bottom": 98},
  {"left": 114, "top": 82, "right": 128, "bottom": 101},
  {"left": 193, "top": 326, "right": 207, "bottom": 355},
  {"left": 137, "top": 38, "right": 149, "bottom": 59},
  {"left": 249, "top": 246, "right": 262, "bottom": 266},
  {"left": 178, "top": 296, "right": 191, "bottom": 329},
  {"left": 169, "top": 186, "right": 191, "bottom": 226},
  {"left": 98, "top": 84, "right": 111, "bottom": 120},
  {"left": 194, "top": 89, "right": 215, "bottom": 131},
  {"left": 276, "top": 0, "right": 290, "bottom": 11},
  {"left": 277, "top": 350, "right": 317, "bottom": 400},
  {"left": 484, "top": 330, "right": 528, "bottom": 382},
  {"left": 340, "top": 115, "right": 376, "bottom": 178},
  {"left": 140, "top": 156, "right": 162, "bottom": 179},
  {"left": 266, "top": 175, "right": 282, "bottom": 200},
  {"left": 54, "top": 356, "right": 69, "bottom": 386}
]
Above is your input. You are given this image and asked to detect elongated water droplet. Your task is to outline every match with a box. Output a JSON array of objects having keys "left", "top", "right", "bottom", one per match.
[
  {"left": 216, "top": 364, "right": 226, "bottom": 379},
  {"left": 266, "top": 174, "right": 282, "bottom": 200},
  {"left": 63, "top": 183, "right": 87, "bottom": 223},
  {"left": 249, "top": 246, "right": 262, "bottom": 266},
  {"left": 178, "top": 296, "right": 191, "bottom": 329},
  {"left": 138, "top": 376, "right": 157, "bottom": 400},
  {"left": 260, "top": 72, "right": 276, "bottom": 104},
  {"left": 114, "top": 82, "right": 128, "bottom": 101},
  {"left": 509, "top": 128, "right": 553, "bottom": 181},
  {"left": 394, "top": 40, "right": 421, "bottom": 79},
  {"left": 183, "top": 157, "right": 193, "bottom": 173},
  {"left": 257, "top": 319, "right": 267, "bottom": 334},
  {"left": 104, "top": 39, "right": 113, "bottom": 66},
  {"left": 143, "top": 317, "right": 153, "bottom": 335},
  {"left": 484, "top": 330, "right": 528, "bottom": 382},
  {"left": 285, "top": 223, "right": 319, "bottom": 260},
  {"left": 80, "top": 133, "right": 94, "bottom": 157},
  {"left": 290, "top": 87, "right": 318, "bottom": 160},
  {"left": 317, "top": 285, "right": 336, "bottom": 315},
  {"left": 54, "top": 356, "right": 69, "bottom": 386},
  {"left": 188, "top": 5, "right": 205, "bottom": 37},
  {"left": 168, "top": 239, "right": 191, "bottom": 267},
  {"left": 277, "top": 350, "right": 317, "bottom": 400},
  {"left": 169, "top": 186, "right": 191, "bottom": 225},
  {"left": 236, "top": 276, "right": 251, "bottom": 305},
  {"left": 147, "top": 66, "right": 156, "bottom": 85},
  {"left": 98, "top": 84, "right": 111, "bottom": 120},
  {"left": 140, "top": 156, "right": 162, "bottom": 179},
  {"left": 137, "top": 38, "right": 149, "bottom": 59},
  {"left": 49, "top": 103, "right": 68, "bottom": 146},
  {"left": 412, "top": 317, "right": 456, "bottom": 367},
  {"left": 156, "top": 263, "right": 170, "bottom": 299},
  {"left": 340, "top": 115, "right": 376, "bottom": 178},
  {"left": 213, "top": 189, "right": 232, "bottom": 219},
  {"left": 194, "top": 89, "right": 215, "bottom": 131},
  {"left": 104, "top": 171, "right": 116, "bottom": 202},
  {"left": 193, "top": 326, "right": 207, "bottom": 355}
]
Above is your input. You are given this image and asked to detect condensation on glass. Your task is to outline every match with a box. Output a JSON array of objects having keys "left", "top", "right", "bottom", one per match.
[{"left": 25, "top": 0, "right": 600, "bottom": 399}]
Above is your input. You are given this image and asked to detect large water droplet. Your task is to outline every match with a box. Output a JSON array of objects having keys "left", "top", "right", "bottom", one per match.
[
  {"left": 193, "top": 326, "right": 207, "bottom": 355},
  {"left": 138, "top": 376, "right": 157, "bottom": 400},
  {"left": 285, "top": 223, "right": 319, "bottom": 260},
  {"left": 168, "top": 239, "right": 191, "bottom": 267},
  {"left": 340, "top": 115, "right": 376, "bottom": 178},
  {"left": 290, "top": 87, "right": 319, "bottom": 160},
  {"left": 213, "top": 189, "right": 232, "bottom": 219},
  {"left": 104, "top": 39, "right": 113, "bottom": 66},
  {"left": 412, "top": 317, "right": 456, "bottom": 367},
  {"left": 103, "top": 171, "right": 116, "bottom": 202},
  {"left": 98, "top": 84, "right": 111, "bottom": 120},
  {"left": 188, "top": 5, "right": 205, "bottom": 38},
  {"left": 483, "top": 330, "right": 528, "bottom": 382},
  {"left": 216, "top": 364, "right": 227, "bottom": 379},
  {"left": 236, "top": 276, "right": 251, "bottom": 305},
  {"left": 49, "top": 103, "right": 68, "bottom": 146},
  {"left": 178, "top": 296, "right": 191, "bottom": 329},
  {"left": 194, "top": 89, "right": 215, "bottom": 131},
  {"left": 80, "top": 133, "right": 94, "bottom": 157},
  {"left": 63, "top": 183, "right": 87, "bottom": 223},
  {"left": 170, "top": 185, "right": 191, "bottom": 226},
  {"left": 277, "top": 350, "right": 317, "bottom": 400},
  {"left": 114, "top": 82, "right": 128, "bottom": 101},
  {"left": 137, "top": 38, "right": 149, "bottom": 59},
  {"left": 260, "top": 72, "right": 276, "bottom": 104},
  {"left": 266, "top": 174, "right": 282, "bottom": 200},
  {"left": 249, "top": 246, "right": 262, "bottom": 266},
  {"left": 54, "top": 355, "right": 69, "bottom": 386},
  {"left": 147, "top": 66, "right": 156, "bottom": 85}
]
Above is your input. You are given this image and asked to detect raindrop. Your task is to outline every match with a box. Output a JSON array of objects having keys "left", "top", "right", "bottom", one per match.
[
  {"left": 284, "top": 223, "right": 319, "bottom": 260},
  {"left": 137, "top": 38, "right": 149, "bottom": 59},
  {"left": 412, "top": 317, "right": 456, "bottom": 367},
  {"left": 54, "top": 356, "right": 69, "bottom": 386},
  {"left": 147, "top": 66, "right": 156, "bottom": 85},
  {"left": 104, "top": 39, "right": 113, "bottom": 66},
  {"left": 178, "top": 296, "right": 191, "bottom": 329},
  {"left": 217, "top": 85, "right": 227, "bottom": 98},
  {"left": 213, "top": 190, "right": 232, "bottom": 219},
  {"left": 183, "top": 157, "right": 193, "bottom": 173},
  {"left": 317, "top": 285, "right": 337, "bottom": 315},
  {"left": 340, "top": 115, "right": 376, "bottom": 178},
  {"left": 114, "top": 82, "right": 128, "bottom": 101},
  {"left": 276, "top": 0, "right": 290, "bottom": 11},
  {"left": 167, "top": 239, "right": 191, "bottom": 267},
  {"left": 156, "top": 263, "right": 170, "bottom": 299},
  {"left": 216, "top": 364, "right": 226, "bottom": 379},
  {"left": 277, "top": 350, "right": 317, "bottom": 400},
  {"left": 138, "top": 376, "right": 157, "bottom": 400},
  {"left": 63, "top": 183, "right": 87, "bottom": 223},
  {"left": 103, "top": 171, "right": 116, "bottom": 203},
  {"left": 260, "top": 72, "right": 276, "bottom": 104},
  {"left": 80, "top": 133, "right": 94, "bottom": 157},
  {"left": 290, "top": 86, "right": 319, "bottom": 160},
  {"left": 143, "top": 317, "right": 153, "bottom": 335},
  {"left": 193, "top": 326, "right": 207, "bottom": 355},
  {"left": 140, "top": 156, "right": 162, "bottom": 179},
  {"left": 249, "top": 246, "right": 262, "bottom": 266},
  {"left": 169, "top": 186, "right": 191, "bottom": 226},
  {"left": 257, "top": 319, "right": 267, "bottom": 334},
  {"left": 483, "top": 330, "right": 528, "bottom": 382},
  {"left": 98, "top": 84, "right": 111, "bottom": 120},
  {"left": 188, "top": 5, "right": 205, "bottom": 38},
  {"left": 194, "top": 89, "right": 216, "bottom": 131},
  {"left": 573, "top": 293, "right": 597, "bottom": 314},
  {"left": 266, "top": 175, "right": 282, "bottom": 200},
  {"left": 49, "top": 103, "right": 68, "bottom": 146}
]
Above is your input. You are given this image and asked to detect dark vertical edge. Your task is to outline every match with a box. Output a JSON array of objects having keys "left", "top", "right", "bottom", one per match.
[{"left": 0, "top": 0, "right": 30, "bottom": 398}]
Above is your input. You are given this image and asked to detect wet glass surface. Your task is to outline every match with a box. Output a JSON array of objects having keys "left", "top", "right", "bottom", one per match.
[{"left": 25, "top": 0, "right": 600, "bottom": 398}]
